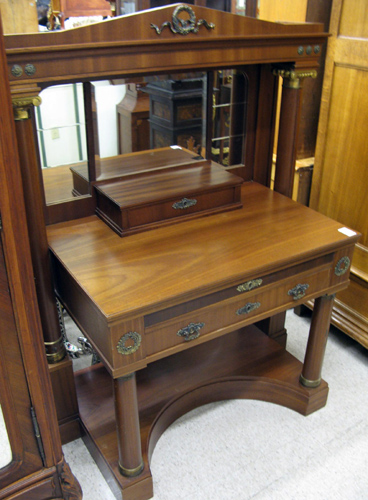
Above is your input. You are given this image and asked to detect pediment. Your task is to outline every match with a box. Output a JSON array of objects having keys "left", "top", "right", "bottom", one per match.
[{"left": 5, "top": 4, "right": 328, "bottom": 88}]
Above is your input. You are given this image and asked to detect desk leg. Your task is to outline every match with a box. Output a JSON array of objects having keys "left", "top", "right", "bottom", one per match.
[
  {"left": 114, "top": 373, "right": 144, "bottom": 477},
  {"left": 300, "top": 294, "right": 335, "bottom": 388}
]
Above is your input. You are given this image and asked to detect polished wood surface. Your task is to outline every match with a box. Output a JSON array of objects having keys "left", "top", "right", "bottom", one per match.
[
  {"left": 310, "top": 0, "right": 368, "bottom": 348},
  {"left": 4, "top": 7, "right": 327, "bottom": 87},
  {"left": 95, "top": 161, "right": 243, "bottom": 236},
  {"left": 71, "top": 147, "right": 202, "bottom": 193},
  {"left": 48, "top": 182, "right": 357, "bottom": 325}
]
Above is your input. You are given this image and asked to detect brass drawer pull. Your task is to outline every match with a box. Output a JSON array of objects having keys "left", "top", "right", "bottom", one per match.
[
  {"left": 237, "top": 278, "right": 263, "bottom": 293},
  {"left": 172, "top": 198, "right": 197, "bottom": 210},
  {"left": 177, "top": 322, "right": 205, "bottom": 341},
  {"left": 236, "top": 302, "right": 261, "bottom": 315},
  {"left": 288, "top": 283, "right": 309, "bottom": 300}
]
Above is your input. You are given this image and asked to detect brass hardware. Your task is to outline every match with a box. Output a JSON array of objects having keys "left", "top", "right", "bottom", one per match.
[
  {"left": 288, "top": 283, "right": 309, "bottom": 300},
  {"left": 30, "top": 407, "right": 46, "bottom": 466},
  {"left": 237, "top": 278, "right": 262, "bottom": 293},
  {"left": 299, "top": 374, "right": 321, "bottom": 388},
  {"left": 119, "top": 460, "right": 144, "bottom": 477},
  {"left": 12, "top": 96, "right": 42, "bottom": 121},
  {"left": 273, "top": 68, "right": 318, "bottom": 89},
  {"left": 236, "top": 302, "right": 261, "bottom": 315},
  {"left": 172, "top": 197, "right": 197, "bottom": 210},
  {"left": 177, "top": 322, "right": 205, "bottom": 341},
  {"left": 25, "top": 64, "right": 36, "bottom": 76},
  {"left": 117, "top": 331, "right": 142, "bottom": 355},
  {"left": 211, "top": 146, "right": 229, "bottom": 155},
  {"left": 45, "top": 334, "right": 67, "bottom": 364},
  {"left": 11, "top": 64, "right": 23, "bottom": 77},
  {"left": 151, "top": 5, "right": 215, "bottom": 35},
  {"left": 335, "top": 256, "right": 350, "bottom": 276}
]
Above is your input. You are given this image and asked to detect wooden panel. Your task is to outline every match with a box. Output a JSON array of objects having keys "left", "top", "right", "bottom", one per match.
[
  {"left": 314, "top": 65, "right": 368, "bottom": 246},
  {"left": 0, "top": 0, "right": 38, "bottom": 35},
  {"left": 258, "top": 0, "right": 307, "bottom": 22},
  {"left": 339, "top": 0, "right": 368, "bottom": 38},
  {"left": 310, "top": 0, "right": 368, "bottom": 347}
]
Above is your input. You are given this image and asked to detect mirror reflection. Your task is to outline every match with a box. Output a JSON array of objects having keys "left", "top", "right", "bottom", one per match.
[
  {"left": 0, "top": 404, "right": 12, "bottom": 469},
  {"left": 38, "top": 69, "right": 248, "bottom": 206}
]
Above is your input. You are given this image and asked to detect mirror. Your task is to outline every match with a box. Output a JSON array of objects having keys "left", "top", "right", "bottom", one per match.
[
  {"left": 0, "top": 404, "right": 12, "bottom": 469},
  {"left": 38, "top": 69, "right": 248, "bottom": 206}
]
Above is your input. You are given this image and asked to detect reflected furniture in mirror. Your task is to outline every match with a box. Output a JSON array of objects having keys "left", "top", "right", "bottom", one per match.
[{"left": 4, "top": 5, "right": 360, "bottom": 500}]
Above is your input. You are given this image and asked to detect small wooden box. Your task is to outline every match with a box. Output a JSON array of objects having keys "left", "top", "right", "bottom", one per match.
[{"left": 95, "top": 161, "right": 243, "bottom": 236}]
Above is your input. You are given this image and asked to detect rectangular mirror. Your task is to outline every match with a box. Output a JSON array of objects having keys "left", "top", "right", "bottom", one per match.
[{"left": 38, "top": 69, "right": 249, "bottom": 207}]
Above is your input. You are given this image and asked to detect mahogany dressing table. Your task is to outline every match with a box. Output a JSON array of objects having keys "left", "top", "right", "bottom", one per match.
[{"left": 4, "top": 6, "right": 359, "bottom": 500}]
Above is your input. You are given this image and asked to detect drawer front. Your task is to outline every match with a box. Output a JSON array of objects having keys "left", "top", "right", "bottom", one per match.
[
  {"left": 145, "top": 267, "right": 331, "bottom": 356},
  {"left": 128, "top": 187, "right": 240, "bottom": 228}
]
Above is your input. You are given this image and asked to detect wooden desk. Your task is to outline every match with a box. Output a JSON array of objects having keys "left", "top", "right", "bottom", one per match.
[{"left": 47, "top": 182, "right": 359, "bottom": 500}]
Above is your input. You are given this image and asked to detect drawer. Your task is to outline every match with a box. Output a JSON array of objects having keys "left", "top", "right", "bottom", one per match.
[
  {"left": 145, "top": 267, "right": 331, "bottom": 356},
  {"left": 95, "top": 161, "right": 243, "bottom": 236}
]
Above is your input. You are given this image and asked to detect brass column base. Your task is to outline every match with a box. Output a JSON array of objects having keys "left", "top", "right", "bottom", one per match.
[
  {"left": 45, "top": 335, "right": 66, "bottom": 364},
  {"left": 118, "top": 461, "right": 144, "bottom": 477},
  {"left": 299, "top": 374, "right": 321, "bottom": 388}
]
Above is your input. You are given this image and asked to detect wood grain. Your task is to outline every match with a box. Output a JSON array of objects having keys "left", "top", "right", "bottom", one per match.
[
  {"left": 48, "top": 182, "right": 358, "bottom": 322},
  {"left": 310, "top": 0, "right": 368, "bottom": 348}
]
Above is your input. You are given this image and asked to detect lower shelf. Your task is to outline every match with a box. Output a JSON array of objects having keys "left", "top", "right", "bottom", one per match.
[{"left": 74, "top": 324, "right": 328, "bottom": 500}]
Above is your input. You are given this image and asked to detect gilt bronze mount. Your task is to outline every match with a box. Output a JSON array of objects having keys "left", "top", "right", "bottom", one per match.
[
  {"left": 151, "top": 5, "right": 215, "bottom": 36},
  {"left": 117, "top": 331, "right": 142, "bottom": 355}
]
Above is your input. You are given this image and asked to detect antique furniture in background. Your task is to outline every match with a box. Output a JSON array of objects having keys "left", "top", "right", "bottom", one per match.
[
  {"left": 117, "top": 83, "right": 150, "bottom": 154},
  {"left": 50, "top": 0, "right": 112, "bottom": 28},
  {"left": 0, "top": 17, "right": 81, "bottom": 499},
  {"left": 144, "top": 78, "right": 203, "bottom": 151},
  {"left": 3, "top": 6, "right": 360, "bottom": 500},
  {"left": 309, "top": 0, "right": 368, "bottom": 349}
]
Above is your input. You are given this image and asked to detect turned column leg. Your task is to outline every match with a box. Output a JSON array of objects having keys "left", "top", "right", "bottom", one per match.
[
  {"left": 114, "top": 373, "right": 144, "bottom": 477},
  {"left": 300, "top": 294, "right": 335, "bottom": 388},
  {"left": 273, "top": 67, "right": 317, "bottom": 198},
  {"left": 12, "top": 99, "right": 67, "bottom": 363}
]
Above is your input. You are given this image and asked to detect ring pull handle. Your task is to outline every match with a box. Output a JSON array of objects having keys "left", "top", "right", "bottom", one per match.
[
  {"left": 237, "top": 278, "right": 263, "bottom": 293},
  {"left": 288, "top": 283, "right": 309, "bottom": 301},
  {"left": 172, "top": 198, "right": 197, "bottom": 210},
  {"left": 236, "top": 302, "right": 261, "bottom": 315},
  {"left": 177, "top": 322, "right": 205, "bottom": 342}
]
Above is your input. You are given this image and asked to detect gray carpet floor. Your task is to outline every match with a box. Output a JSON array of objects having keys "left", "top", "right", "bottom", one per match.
[{"left": 60, "top": 309, "right": 368, "bottom": 500}]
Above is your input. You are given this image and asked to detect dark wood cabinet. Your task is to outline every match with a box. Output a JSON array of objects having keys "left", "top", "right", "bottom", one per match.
[{"left": 0, "top": 18, "right": 81, "bottom": 499}]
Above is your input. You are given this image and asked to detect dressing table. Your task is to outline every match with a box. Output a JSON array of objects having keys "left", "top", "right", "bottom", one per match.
[{"left": 4, "top": 6, "right": 359, "bottom": 499}]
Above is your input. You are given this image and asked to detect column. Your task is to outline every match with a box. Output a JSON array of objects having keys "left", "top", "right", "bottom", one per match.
[
  {"left": 114, "top": 373, "right": 144, "bottom": 477},
  {"left": 273, "top": 68, "right": 317, "bottom": 198},
  {"left": 12, "top": 96, "right": 66, "bottom": 364},
  {"left": 300, "top": 294, "right": 335, "bottom": 388}
]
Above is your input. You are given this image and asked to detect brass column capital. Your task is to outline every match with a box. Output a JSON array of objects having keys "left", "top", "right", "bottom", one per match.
[
  {"left": 12, "top": 96, "right": 42, "bottom": 121},
  {"left": 273, "top": 68, "right": 317, "bottom": 89}
]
